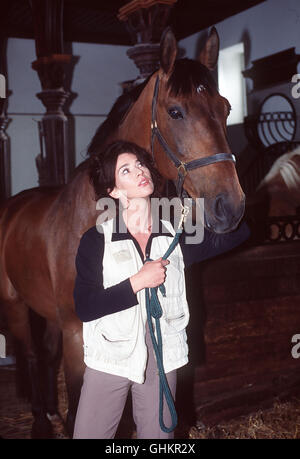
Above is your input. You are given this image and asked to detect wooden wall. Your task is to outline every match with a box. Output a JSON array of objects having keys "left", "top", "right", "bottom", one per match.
[{"left": 184, "top": 240, "right": 300, "bottom": 426}]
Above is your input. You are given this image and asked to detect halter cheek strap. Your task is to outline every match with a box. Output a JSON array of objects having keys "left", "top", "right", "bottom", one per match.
[{"left": 150, "top": 75, "right": 236, "bottom": 197}]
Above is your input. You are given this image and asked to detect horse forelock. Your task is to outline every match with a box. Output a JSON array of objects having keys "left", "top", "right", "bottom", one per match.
[
  {"left": 260, "top": 146, "right": 300, "bottom": 192},
  {"left": 167, "top": 58, "right": 217, "bottom": 97}
]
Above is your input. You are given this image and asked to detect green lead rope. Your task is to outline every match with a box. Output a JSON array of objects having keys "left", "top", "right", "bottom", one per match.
[{"left": 144, "top": 227, "right": 183, "bottom": 433}]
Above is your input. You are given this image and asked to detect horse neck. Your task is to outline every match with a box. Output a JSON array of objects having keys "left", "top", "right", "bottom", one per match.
[
  {"left": 52, "top": 75, "right": 158, "bottom": 233},
  {"left": 55, "top": 163, "right": 97, "bottom": 232},
  {"left": 116, "top": 75, "right": 156, "bottom": 149}
]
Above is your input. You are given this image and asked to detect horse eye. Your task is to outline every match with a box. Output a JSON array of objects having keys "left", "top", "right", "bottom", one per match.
[{"left": 168, "top": 107, "right": 183, "bottom": 120}]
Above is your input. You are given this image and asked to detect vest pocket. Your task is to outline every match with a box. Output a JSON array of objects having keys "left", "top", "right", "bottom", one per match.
[
  {"left": 98, "top": 332, "right": 136, "bottom": 360},
  {"left": 93, "top": 306, "right": 138, "bottom": 360},
  {"left": 162, "top": 298, "right": 189, "bottom": 333}
]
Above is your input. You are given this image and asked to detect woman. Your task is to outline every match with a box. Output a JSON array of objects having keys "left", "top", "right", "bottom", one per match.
[{"left": 73, "top": 140, "right": 249, "bottom": 439}]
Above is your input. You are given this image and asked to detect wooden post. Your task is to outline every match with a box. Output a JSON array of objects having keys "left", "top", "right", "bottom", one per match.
[
  {"left": 30, "top": 0, "right": 72, "bottom": 186},
  {"left": 118, "top": 0, "right": 177, "bottom": 81},
  {"left": 0, "top": 38, "right": 11, "bottom": 201}
]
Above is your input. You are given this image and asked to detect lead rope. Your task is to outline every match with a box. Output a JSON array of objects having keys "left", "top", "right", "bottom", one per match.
[{"left": 144, "top": 204, "right": 189, "bottom": 433}]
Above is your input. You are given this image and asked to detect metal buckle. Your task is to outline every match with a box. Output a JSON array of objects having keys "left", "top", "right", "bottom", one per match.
[
  {"left": 178, "top": 203, "right": 190, "bottom": 229},
  {"left": 177, "top": 162, "right": 187, "bottom": 177}
]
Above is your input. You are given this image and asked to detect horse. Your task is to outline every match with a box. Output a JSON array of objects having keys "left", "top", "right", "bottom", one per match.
[
  {"left": 0, "top": 27, "right": 245, "bottom": 438},
  {"left": 255, "top": 146, "right": 300, "bottom": 216},
  {"left": 246, "top": 145, "right": 300, "bottom": 241}
]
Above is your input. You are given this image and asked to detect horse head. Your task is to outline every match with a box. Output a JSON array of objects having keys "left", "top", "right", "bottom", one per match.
[
  {"left": 88, "top": 27, "right": 245, "bottom": 234},
  {"left": 150, "top": 27, "right": 245, "bottom": 233}
]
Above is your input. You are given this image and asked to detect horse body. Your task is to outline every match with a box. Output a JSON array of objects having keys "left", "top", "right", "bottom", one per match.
[
  {"left": 0, "top": 28, "right": 245, "bottom": 438},
  {"left": 0, "top": 172, "right": 96, "bottom": 436},
  {"left": 0, "top": 188, "right": 59, "bottom": 316}
]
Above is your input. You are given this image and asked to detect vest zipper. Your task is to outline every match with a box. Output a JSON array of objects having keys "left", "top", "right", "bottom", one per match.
[{"left": 130, "top": 233, "right": 154, "bottom": 264}]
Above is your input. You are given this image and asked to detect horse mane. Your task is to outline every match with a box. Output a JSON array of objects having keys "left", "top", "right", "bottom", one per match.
[
  {"left": 259, "top": 146, "right": 300, "bottom": 191},
  {"left": 86, "top": 58, "right": 217, "bottom": 157},
  {"left": 87, "top": 76, "right": 152, "bottom": 156}
]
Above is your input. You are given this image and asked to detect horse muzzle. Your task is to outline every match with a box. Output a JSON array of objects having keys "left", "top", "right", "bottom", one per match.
[{"left": 204, "top": 193, "right": 246, "bottom": 233}]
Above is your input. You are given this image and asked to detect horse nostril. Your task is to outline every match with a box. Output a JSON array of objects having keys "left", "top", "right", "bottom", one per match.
[
  {"left": 206, "top": 194, "right": 245, "bottom": 233},
  {"left": 214, "top": 194, "right": 227, "bottom": 222}
]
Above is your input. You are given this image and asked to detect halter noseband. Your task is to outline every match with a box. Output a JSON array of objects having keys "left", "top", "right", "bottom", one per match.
[{"left": 150, "top": 75, "right": 236, "bottom": 197}]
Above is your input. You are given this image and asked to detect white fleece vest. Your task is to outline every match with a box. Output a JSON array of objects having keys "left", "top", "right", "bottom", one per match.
[{"left": 83, "top": 219, "right": 190, "bottom": 384}]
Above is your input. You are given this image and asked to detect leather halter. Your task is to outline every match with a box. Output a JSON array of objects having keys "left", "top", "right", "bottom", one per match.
[{"left": 150, "top": 75, "right": 236, "bottom": 197}]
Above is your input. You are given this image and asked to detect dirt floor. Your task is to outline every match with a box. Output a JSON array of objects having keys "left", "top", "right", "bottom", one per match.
[{"left": 1, "top": 362, "right": 300, "bottom": 440}]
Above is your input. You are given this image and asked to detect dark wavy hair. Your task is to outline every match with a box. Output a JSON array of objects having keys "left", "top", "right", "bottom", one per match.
[{"left": 88, "top": 140, "right": 162, "bottom": 201}]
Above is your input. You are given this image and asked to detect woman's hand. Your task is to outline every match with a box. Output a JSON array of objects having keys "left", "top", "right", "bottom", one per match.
[{"left": 130, "top": 257, "right": 170, "bottom": 293}]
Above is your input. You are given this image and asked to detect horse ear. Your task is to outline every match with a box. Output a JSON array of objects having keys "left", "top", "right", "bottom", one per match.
[
  {"left": 198, "top": 27, "right": 220, "bottom": 70},
  {"left": 160, "top": 27, "right": 178, "bottom": 75}
]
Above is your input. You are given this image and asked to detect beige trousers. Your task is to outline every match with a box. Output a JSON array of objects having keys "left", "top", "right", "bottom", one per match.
[{"left": 73, "top": 325, "right": 177, "bottom": 439}]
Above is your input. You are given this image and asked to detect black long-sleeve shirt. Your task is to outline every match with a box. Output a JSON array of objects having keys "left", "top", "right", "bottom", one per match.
[{"left": 73, "top": 217, "right": 250, "bottom": 323}]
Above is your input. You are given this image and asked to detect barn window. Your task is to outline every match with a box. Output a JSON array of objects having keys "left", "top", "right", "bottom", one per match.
[{"left": 218, "top": 43, "right": 247, "bottom": 126}]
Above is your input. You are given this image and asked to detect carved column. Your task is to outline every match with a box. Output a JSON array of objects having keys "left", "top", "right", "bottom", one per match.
[
  {"left": 30, "top": 0, "right": 72, "bottom": 186},
  {"left": 0, "top": 38, "right": 11, "bottom": 201},
  {"left": 118, "top": 0, "right": 177, "bottom": 84}
]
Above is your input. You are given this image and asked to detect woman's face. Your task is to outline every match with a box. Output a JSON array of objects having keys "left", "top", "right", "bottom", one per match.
[{"left": 109, "top": 153, "right": 154, "bottom": 202}]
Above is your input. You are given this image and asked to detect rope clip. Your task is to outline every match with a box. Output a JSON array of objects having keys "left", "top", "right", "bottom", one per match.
[{"left": 178, "top": 203, "right": 190, "bottom": 230}]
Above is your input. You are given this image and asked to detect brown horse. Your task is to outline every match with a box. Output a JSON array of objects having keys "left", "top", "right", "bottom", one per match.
[{"left": 0, "top": 28, "right": 245, "bottom": 438}]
